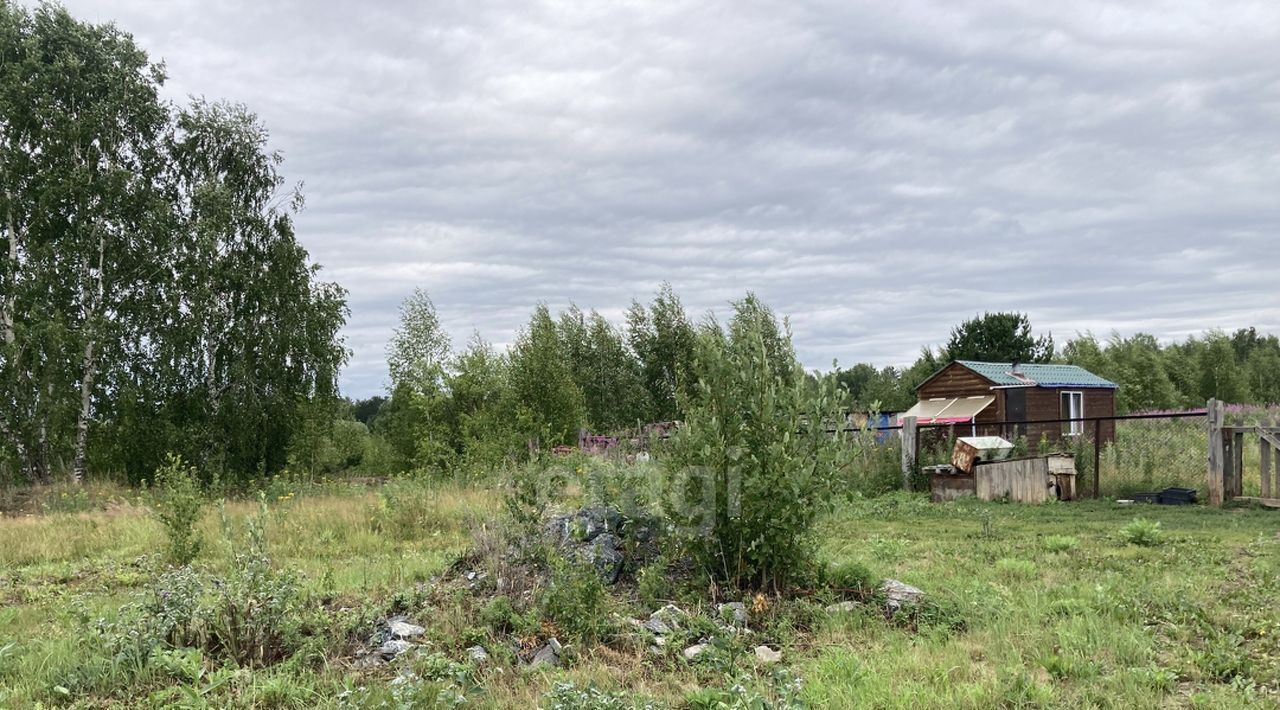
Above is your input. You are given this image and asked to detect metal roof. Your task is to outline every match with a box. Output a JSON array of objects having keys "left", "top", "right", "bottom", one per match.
[{"left": 956, "top": 361, "right": 1118, "bottom": 389}]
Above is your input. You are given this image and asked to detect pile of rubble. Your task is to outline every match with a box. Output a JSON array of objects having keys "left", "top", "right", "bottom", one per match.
[{"left": 543, "top": 505, "right": 661, "bottom": 584}]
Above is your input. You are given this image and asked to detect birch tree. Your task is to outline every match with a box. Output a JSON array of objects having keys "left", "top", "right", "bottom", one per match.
[
  {"left": 625, "top": 282, "right": 696, "bottom": 422},
  {"left": 0, "top": 5, "right": 348, "bottom": 484},
  {"left": 0, "top": 3, "right": 168, "bottom": 482}
]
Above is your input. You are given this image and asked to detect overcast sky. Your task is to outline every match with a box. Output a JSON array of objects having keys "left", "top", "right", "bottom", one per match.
[{"left": 46, "top": 0, "right": 1280, "bottom": 396}]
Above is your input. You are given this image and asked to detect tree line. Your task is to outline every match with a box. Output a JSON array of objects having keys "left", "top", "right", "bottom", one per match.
[
  {"left": 355, "top": 284, "right": 708, "bottom": 474},
  {"left": 833, "top": 312, "right": 1280, "bottom": 415},
  {"left": 0, "top": 4, "right": 347, "bottom": 485},
  {"left": 349, "top": 303, "right": 1280, "bottom": 477}
]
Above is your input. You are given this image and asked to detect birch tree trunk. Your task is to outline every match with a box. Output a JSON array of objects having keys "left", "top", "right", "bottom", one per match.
[
  {"left": 72, "top": 229, "right": 105, "bottom": 484},
  {"left": 2, "top": 198, "right": 16, "bottom": 345},
  {"left": 0, "top": 193, "right": 27, "bottom": 476}
]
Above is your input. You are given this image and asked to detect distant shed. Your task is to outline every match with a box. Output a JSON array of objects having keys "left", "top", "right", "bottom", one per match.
[{"left": 903, "top": 361, "right": 1118, "bottom": 454}]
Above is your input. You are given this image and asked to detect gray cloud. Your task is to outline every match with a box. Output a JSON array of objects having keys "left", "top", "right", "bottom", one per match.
[{"left": 43, "top": 0, "right": 1280, "bottom": 395}]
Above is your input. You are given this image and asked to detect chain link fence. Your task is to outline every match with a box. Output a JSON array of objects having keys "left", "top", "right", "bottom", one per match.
[{"left": 911, "top": 412, "right": 1214, "bottom": 499}]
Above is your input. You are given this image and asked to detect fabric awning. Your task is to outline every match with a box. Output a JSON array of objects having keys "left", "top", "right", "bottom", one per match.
[{"left": 898, "top": 395, "right": 994, "bottom": 425}]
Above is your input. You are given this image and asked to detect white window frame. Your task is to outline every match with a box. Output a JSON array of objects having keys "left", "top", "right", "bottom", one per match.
[{"left": 1061, "top": 391, "right": 1084, "bottom": 436}]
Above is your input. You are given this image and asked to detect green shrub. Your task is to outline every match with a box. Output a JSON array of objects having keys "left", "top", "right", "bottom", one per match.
[
  {"left": 542, "top": 682, "right": 647, "bottom": 710},
  {"left": 1043, "top": 535, "right": 1080, "bottom": 553},
  {"left": 663, "top": 294, "right": 855, "bottom": 590},
  {"left": 148, "top": 454, "right": 205, "bottom": 565},
  {"left": 412, "top": 651, "right": 476, "bottom": 686},
  {"left": 823, "top": 561, "right": 876, "bottom": 594},
  {"left": 1120, "top": 518, "right": 1163, "bottom": 547},
  {"left": 358, "top": 433, "right": 402, "bottom": 475},
  {"left": 685, "top": 668, "right": 806, "bottom": 710},
  {"left": 480, "top": 596, "right": 536, "bottom": 636},
  {"left": 330, "top": 419, "right": 371, "bottom": 469},
  {"left": 636, "top": 556, "right": 671, "bottom": 608},
  {"left": 85, "top": 500, "right": 310, "bottom": 684},
  {"left": 206, "top": 549, "right": 305, "bottom": 668},
  {"left": 540, "top": 557, "right": 610, "bottom": 644},
  {"left": 504, "top": 460, "right": 564, "bottom": 538}
]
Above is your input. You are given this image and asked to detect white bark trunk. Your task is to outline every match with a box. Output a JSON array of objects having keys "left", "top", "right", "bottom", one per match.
[
  {"left": 36, "top": 381, "right": 51, "bottom": 483},
  {"left": 0, "top": 195, "right": 23, "bottom": 477},
  {"left": 73, "top": 337, "right": 97, "bottom": 483},
  {"left": 72, "top": 230, "right": 105, "bottom": 484},
  {"left": 2, "top": 191, "right": 16, "bottom": 345}
]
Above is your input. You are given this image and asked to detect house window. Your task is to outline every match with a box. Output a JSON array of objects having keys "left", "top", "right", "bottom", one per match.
[{"left": 1060, "top": 391, "right": 1084, "bottom": 435}]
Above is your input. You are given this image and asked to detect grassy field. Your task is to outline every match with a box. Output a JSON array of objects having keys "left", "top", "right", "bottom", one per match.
[{"left": 2, "top": 477, "right": 1279, "bottom": 708}]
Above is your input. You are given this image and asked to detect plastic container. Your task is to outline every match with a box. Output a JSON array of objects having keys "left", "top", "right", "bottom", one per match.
[{"left": 1158, "top": 487, "right": 1198, "bottom": 505}]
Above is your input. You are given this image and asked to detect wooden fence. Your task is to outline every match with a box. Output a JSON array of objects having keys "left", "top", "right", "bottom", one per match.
[{"left": 1207, "top": 399, "right": 1280, "bottom": 506}]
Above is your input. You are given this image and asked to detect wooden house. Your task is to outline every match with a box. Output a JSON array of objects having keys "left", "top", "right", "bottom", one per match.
[{"left": 902, "top": 361, "right": 1118, "bottom": 454}]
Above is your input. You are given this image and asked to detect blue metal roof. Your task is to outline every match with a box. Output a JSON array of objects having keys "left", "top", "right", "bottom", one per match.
[{"left": 956, "top": 361, "right": 1118, "bottom": 389}]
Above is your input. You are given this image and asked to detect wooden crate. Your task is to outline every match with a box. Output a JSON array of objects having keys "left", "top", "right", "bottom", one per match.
[
  {"left": 951, "top": 437, "right": 1014, "bottom": 474},
  {"left": 930, "top": 469, "right": 976, "bottom": 502},
  {"left": 975, "top": 457, "right": 1051, "bottom": 504},
  {"left": 1046, "top": 454, "right": 1077, "bottom": 501}
]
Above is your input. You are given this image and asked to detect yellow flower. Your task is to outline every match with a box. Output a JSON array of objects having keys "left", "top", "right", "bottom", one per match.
[{"left": 751, "top": 592, "right": 769, "bottom": 614}]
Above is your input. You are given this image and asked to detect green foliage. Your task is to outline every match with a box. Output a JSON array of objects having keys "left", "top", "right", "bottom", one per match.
[
  {"left": 373, "top": 480, "right": 456, "bottom": 541},
  {"left": 198, "top": 499, "right": 310, "bottom": 668},
  {"left": 378, "top": 290, "right": 460, "bottom": 475},
  {"left": 539, "top": 556, "right": 611, "bottom": 644},
  {"left": 479, "top": 596, "right": 538, "bottom": 636},
  {"left": 626, "top": 282, "right": 697, "bottom": 422},
  {"left": 504, "top": 461, "right": 563, "bottom": 541},
  {"left": 823, "top": 560, "right": 876, "bottom": 594},
  {"left": 1120, "top": 517, "right": 1163, "bottom": 547},
  {"left": 386, "top": 288, "right": 452, "bottom": 395},
  {"left": 1009, "top": 434, "right": 1030, "bottom": 458},
  {"left": 329, "top": 419, "right": 372, "bottom": 469},
  {"left": 558, "top": 305, "right": 651, "bottom": 432},
  {"left": 834, "top": 362, "right": 914, "bottom": 412},
  {"left": 684, "top": 668, "right": 806, "bottom": 710},
  {"left": 1196, "top": 332, "right": 1248, "bottom": 404},
  {"left": 995, "top": 558, "right": 1038, "bottom": 580},
  {"left": 349, "top": 395, "right": 387, "bottom": 426},
  {"left": 1064, "top": 327, "right": 1280, "bottom": 412},
  {"left": 149, "top": 454, "right": 205, "bottom": 564},
  {"left": 543, "top": 682, "right": 657, "bottom": 710},
  {"left": 509, "top": 304, "right": 587, "bottom": 447},
  {"left": 337, "top": 653, "right": 473, "bottom": 708},
  {"left": 636, "top": 556, "right": 671, "bottom": 608},
  {"left": 77, "top": 502, "right": 307, "bottom": 699},
  {"left": 372, "top": 382, "right": 426, "bottom": 473},
  {"left": 446, "top": 334, "right": 522, "bottom": 470},
  {"left": 0, "top": 4, "right": 348, "bottom": 485},
  {"left": 288, "top": 406, "right": 372, "bottom": 474},
  {"left": 944, "top": 311, "right": 1054, "bottom": 364},
  {"left": 664, "top": 293, "right": 855, "bottom": 591},
  {"left": 359, "top": 432, "right": 404, "bottom": 475},
  {"left": 1043, "top": 535, "right": 1080, "bottom": 553}
]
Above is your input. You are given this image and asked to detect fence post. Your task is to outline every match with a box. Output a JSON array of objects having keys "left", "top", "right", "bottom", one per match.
[
  {"left": 1232, "top": 430, "right": 1245, "bottom": 499},
  {"left": 900, "top": 416, "right": 917, "bottom": 491},
  {"left": 1207, "top": 399, "right": 1225, "bottom": 506},
  {"left": 1092, "top": 418, "right": 1102, "bottom": 499},
  {"left": 1262, "top": 436, "right": 1272, "bottom": 500}
]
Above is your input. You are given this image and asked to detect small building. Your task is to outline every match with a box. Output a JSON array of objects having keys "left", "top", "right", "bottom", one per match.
[{"left": 902, "top": 360, "right": 1118, "bottom": 454}]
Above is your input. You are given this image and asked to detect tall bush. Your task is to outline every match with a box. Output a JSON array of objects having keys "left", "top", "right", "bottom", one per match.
[
  {"left": 149, "top": 454, "right": 205, "bottom": 565},
  {"left": 663, "top": 294, "right": 854, "bottom": 591}
]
